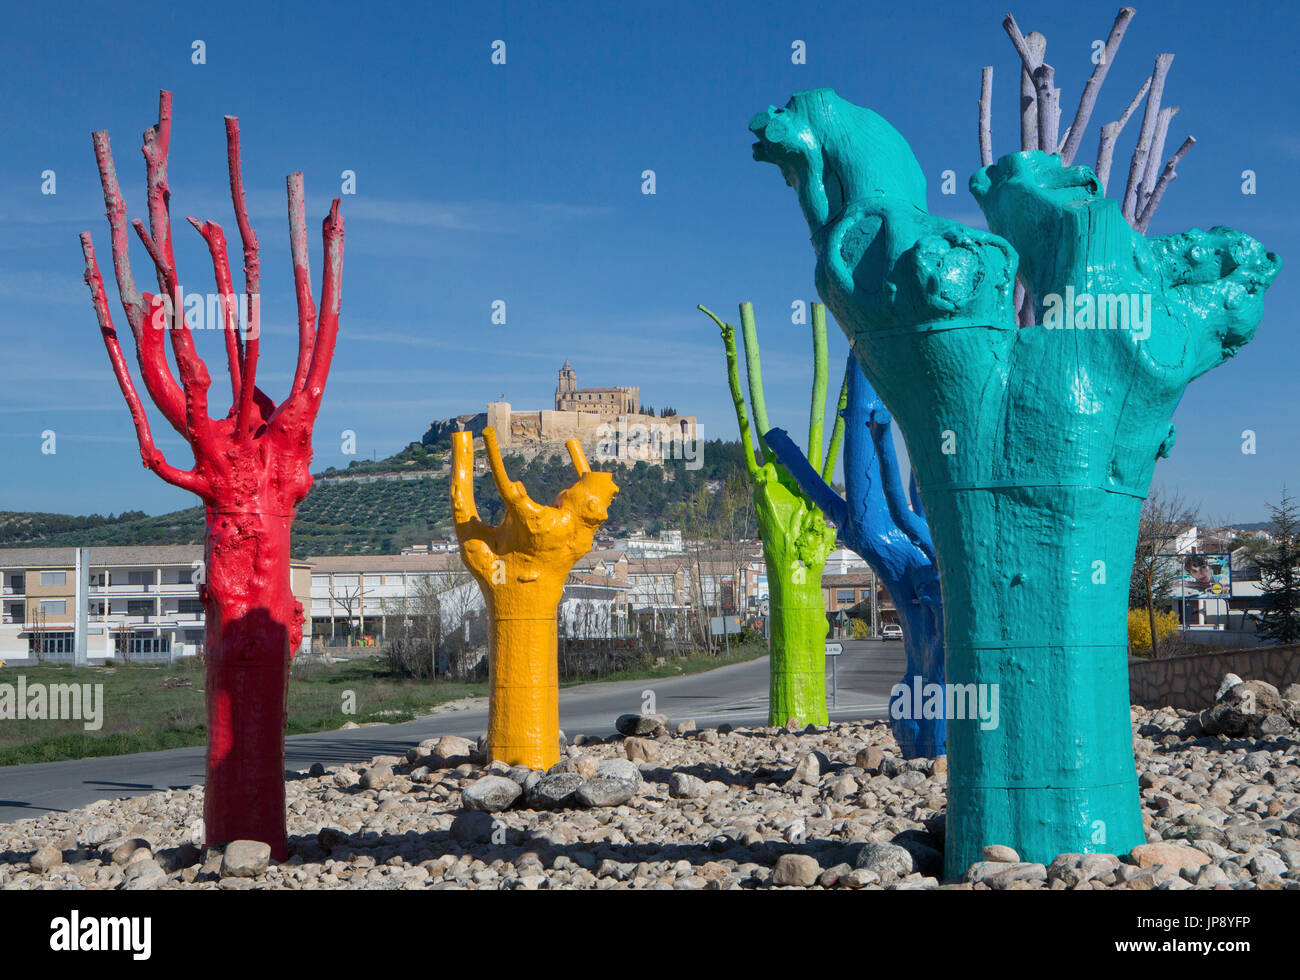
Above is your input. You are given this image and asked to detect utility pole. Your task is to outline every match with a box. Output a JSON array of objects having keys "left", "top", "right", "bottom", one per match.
[
  {"left": 74, "top": 547, "right": 89, "bottom": 670},
  {"left": 870, "top": 567, "right": 879, "bottom": 637}
]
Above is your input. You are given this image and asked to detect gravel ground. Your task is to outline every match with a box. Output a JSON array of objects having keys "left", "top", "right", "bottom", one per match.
[{"left": 2, "top": 704, "right": 1298, "bottom": 890}]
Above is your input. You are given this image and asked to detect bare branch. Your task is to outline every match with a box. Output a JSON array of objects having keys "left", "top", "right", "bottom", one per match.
[
  {"left": 1059, "top": 6, "right": 1137, "bottom": 164},
  {"left": 1003, "top": 14, "right": 1043, "bottom": 72},
  {"left": 80, "top": 233, "right": 207, "bottom": 496},
  {"left": 1122, "top": 53, "right": 1175, "bottom": 222},
  {"left": 1096, "top": 76, "right": 1150, "bottom": 192},
  {"left": 1033, "top": 62, "right": 1059, "bottom": 153},
  {"left": 187, "top": 216, "right": 244, "bottom": 408},
  {"left": 292, "top": 199, "right": 344, "bottom": 421},
  {"left": 91, "top": 128, "right": 187, "bottom": 434},
  {"left": 1016, "top": 32, "right": 1047, "bottom": 151},
  {"left": 130, "top": 213, "right": 215, "bottom": 454},
  {"left": 1136, "top": 136, "right": 1195, "bottom": 233},
  {"left": 225, "top": 115, "right": 263, "bottom": 438},
  {"left": 286, "top": 172, "right": 318, "bottom": 399},
  {"left": 979, "top": 66, "right": 994, "bottom": 166},
  {"left": 1138, "top": 105, "right": 1178, "bottom": 212}
]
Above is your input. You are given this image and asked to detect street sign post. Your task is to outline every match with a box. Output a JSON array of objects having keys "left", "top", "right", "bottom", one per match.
[{"left": 825, "top": 641, "right": 843, "bottom": 706}]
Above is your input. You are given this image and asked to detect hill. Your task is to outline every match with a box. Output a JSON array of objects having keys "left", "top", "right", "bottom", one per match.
[{"left": 0, "top": 440, "right": 750, "bottom": 558}]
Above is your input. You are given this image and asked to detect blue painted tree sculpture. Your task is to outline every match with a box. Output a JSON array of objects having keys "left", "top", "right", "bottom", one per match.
[{"left": 764, "top": 303, "right": 945, "bottom": 758}]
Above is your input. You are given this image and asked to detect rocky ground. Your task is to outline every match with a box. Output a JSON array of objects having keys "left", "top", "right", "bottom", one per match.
[{"left": 2, "top": 679, "right": 1298, "bottom": 890}]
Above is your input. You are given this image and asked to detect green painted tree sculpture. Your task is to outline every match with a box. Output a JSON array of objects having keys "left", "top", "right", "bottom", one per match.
[
  {"left": 699, "top": 302, "right": 838, "bottom": 726},
  {"left": 750, "top": 88, "right": 1280, "bottom": 875}
]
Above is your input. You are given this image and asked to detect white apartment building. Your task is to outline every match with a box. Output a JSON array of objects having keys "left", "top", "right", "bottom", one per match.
[
  {"left": 308, "top": 553, "right": 484, "bottom": 643},
  {"left": 0, "top": 545, "right": 313, "bottom": 661}
]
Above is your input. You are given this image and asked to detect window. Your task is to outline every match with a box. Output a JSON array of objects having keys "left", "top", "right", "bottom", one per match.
[
  {"left": 364, "top": 575, "right": 381, "bottom": 588},
  {"left": 836, "top": 589, "right": 856, "bottom": 604},
  {"left": 178, "top": 598, "right": 203, "bottom": 615},
  {"left": 5, "top": 603, "right": 23, "bottom": 622},
  {"left": 115, "top": 631, "right": 170, "bottom": 656},
  {"left": 40, "top": 599, "right": 66, "bottom": 615},
  {"left": 334, "top": 575, "right": 359, "bottom": 588},
  {"left": 128, "top": 571, "right": 151, "bottom": 586},
  {"left": 41, "top": 571, "right": 67, "bottom": 586},
  {"left": 383, "top": 575, "right": 404, "bottom": 586},
  {"left": 31, "top": 631, "right": 74, "bottom": 655},
  {"left": 127, "top": 600, "right": 153, "bottom": 617}
]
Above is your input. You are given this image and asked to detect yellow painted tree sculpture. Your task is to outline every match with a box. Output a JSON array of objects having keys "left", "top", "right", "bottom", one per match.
[{"left": 451, "top": 427, "right": 619, "bottom": 769}]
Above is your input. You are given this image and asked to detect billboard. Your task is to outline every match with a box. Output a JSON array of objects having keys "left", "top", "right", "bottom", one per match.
[{"left": 1160, "top": 553, "right": 1231, "bottom": 598}]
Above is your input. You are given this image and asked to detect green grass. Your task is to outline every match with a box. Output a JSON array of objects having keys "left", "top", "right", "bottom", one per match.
[
  {"left": 0, "top": 643, "right": 769, "bottom": 766},
  {"left": 559, "top": 637, "right": 768, "bottom": 686},
  {"left": 0, "top": 659, "right": 485, "bottom": 767}
]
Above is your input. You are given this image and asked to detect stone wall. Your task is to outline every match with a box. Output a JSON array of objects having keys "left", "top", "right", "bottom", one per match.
[{"left": 1129, "top": 644, "right": 1300, "bottom": 710}]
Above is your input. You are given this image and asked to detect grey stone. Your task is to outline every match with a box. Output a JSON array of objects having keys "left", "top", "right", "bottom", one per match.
[
  {"left": 772, "top": 853, "right": 821, "bottom": 886},
  {"left": 854, "top": 842, "right": 914, "bottom": 881},
  {"left": 449, "top": 810, "right": 498, "bottom": 845},
  {"left": 1216, "top": 673, "right": 1244, "bottom": 701},
  {"left": 526, "top": 772, "right": 584, "bottom": 809},
  {"left": 669, "top": 772, "right": 707, "bottom": 799},
  {"left": 981, "top": 844, "right": 1020, "bottom": 863},
  {"left": 615, "top": 713, "right": 670, "bottom": 737},
  {"left": 30, "top": 845, "right": 62, "bottom": 873},
  {"left": 221, "top": 840, "right": 271, "bottom": 878},
  {"left": 359, "top": 764, "right": 393, "bottom": 791},
  {"left": 791, "top": 752, "right": 821, "bottom": 786},
  {"left": 576, "top": 775, "right": 636, "bottom": 807},
  {"left": 463, "top": 775, "right": 522, "bottom": 813},
  {"left": 1249, "top": 851, "right": 1287, "bottom": 878},
  {"left": 594, "top": 758, "right": 641, "bottom": 784},
  {"left": 121, "top": 858, "right": 168, "bottom": 890},
  {"left": 111, "top": 837, "right": 152, "bottom": 866}
]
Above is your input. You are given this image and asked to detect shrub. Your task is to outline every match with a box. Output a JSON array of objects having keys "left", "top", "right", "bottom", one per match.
[{"left": 1128, "top": 607, "right": 1179, "bottom": 655}]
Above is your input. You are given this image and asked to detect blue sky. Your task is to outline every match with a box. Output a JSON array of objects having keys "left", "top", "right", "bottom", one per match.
[{"left": 1, "top": 0, "right": 1294, "bottom": 524}]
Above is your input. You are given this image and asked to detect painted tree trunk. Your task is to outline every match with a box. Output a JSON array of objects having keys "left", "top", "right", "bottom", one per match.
[
  {"left": 700, "top": 303, "right": 837, "bottom": 729},
  {"left": 81, "top": 91, "right": 344, "bottom": 859},
  {"left": 924, "top": 484, "right": 1145, "bottom": 872},
  {"left": 450, "top": 428, "right": 618, "bottom": 771},
  {"left": 764, "top": 551, "right": 830, "bottom": 725},
  {"left": 767, "top": 356, "right": 946, "bottom": 756},
  {"left": 201, "top": 506, "right": 298, "bottom": 860},
  {"left": 749, "top": 89, "right": 1278, "bottom": 876},
  {"left": 485, "top": 612, "right": 561, "bottom": 769}
]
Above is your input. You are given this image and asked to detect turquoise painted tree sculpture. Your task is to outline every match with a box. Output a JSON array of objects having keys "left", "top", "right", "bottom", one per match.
[
  {"left": 699, "top": 302, "right": 837, "bottom": 726},
  {"left": 750, "top": 88, "right": 1279, "bottom": 875}
]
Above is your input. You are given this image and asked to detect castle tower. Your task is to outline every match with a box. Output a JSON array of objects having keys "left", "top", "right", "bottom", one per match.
[{"left": 555, "top": 360, "right": 577, "bottom": 410}]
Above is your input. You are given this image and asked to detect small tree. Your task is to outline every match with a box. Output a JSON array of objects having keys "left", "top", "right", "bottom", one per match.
[
  {"left": 1128, "top": 486, "right": 1198, "bottom": 657},
  {"left": 382, "top": 569, "right": 479, "bottom": 678},
  {"left": 1254, "top": 488, "right": 1300, "bottom": 646}
]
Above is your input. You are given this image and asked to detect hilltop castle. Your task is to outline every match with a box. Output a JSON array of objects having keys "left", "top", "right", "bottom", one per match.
[
  {"left": 554, "top": 360, "right": 639, "bottom": 414},
  {"left": 424, "top": 363, "right": 698, "bottom": 466}
]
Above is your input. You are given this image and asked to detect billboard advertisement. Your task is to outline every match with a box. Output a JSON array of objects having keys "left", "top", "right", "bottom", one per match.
[{"left": 1160, "top": 553, "right": 1232, "bottom": 598}]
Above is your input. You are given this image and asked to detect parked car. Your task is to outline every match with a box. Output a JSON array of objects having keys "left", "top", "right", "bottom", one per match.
[{"left": 881, "top": 624, "right": 903, "bottom": 641}]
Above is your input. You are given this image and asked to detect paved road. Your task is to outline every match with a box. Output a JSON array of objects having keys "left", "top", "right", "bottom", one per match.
[{"left": 0, "top": 639, "right": 903, "bottom": 824}]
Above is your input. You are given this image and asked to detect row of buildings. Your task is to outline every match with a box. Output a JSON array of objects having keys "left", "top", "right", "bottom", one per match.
[
  {"left": 0, "top": 518, "right": 1267, "bottom": 663},
  {"left": 0, "top": 539, "right": 896, "bottom": 663}
]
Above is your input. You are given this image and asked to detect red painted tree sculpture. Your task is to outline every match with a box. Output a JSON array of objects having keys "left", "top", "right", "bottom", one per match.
[{"left": 79, "top": 91, "right": 343, "bottom": 859}]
